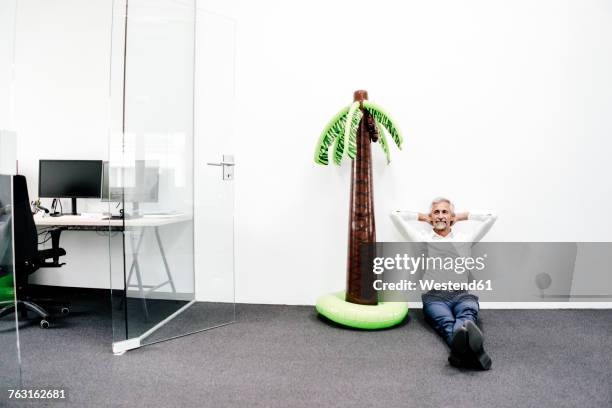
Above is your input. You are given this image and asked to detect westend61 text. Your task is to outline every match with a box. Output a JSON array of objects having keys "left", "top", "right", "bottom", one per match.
[{"left": 373, "top": 279, "right": 493, "bottom": 292}]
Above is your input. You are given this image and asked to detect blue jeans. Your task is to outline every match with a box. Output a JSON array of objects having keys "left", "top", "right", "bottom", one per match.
[{"left": 423, "top": 296, "right": 479, "bottom": 346}]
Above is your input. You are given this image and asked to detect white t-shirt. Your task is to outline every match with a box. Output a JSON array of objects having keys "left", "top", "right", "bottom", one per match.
[
  {"left": 390, "top": 211, "right": 497, "bottom": 244},
  {"left": 390, "top": 210, "right": 497, "bottom": 285}
]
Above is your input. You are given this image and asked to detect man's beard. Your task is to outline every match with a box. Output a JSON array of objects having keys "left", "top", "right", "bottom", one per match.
[{"left": 434, "top": 221, "right": 448, "bottom": 230}]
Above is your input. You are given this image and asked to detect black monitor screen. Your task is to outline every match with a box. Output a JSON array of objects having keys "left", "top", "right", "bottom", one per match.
[{"left": 39, "top": 160, "right": 103, "bottom": 198}]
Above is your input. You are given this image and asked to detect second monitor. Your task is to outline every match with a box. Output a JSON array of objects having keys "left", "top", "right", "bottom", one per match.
[{"left": 101, "top": 161, "right": 160, "bottom": 214}]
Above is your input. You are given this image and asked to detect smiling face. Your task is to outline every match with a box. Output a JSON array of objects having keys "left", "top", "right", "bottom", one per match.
[{"left": 430, "top": 200, "right": 454, "bottom": 232}]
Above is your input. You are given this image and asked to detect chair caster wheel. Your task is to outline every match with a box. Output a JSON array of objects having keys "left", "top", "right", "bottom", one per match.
[
  {"left": 60, "top": 307, "right": 70, "bottom": 316},
  {"left": 40, "top": 319, "right": 50, "bottom": 329}
]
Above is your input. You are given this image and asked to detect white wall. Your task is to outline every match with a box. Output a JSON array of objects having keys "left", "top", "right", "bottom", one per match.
[
  {"left": 231, "top": 0, "right": 612, "bottom": 304},
  {"left": 7, "top": 0, "right": 612, "bottom": 305}
]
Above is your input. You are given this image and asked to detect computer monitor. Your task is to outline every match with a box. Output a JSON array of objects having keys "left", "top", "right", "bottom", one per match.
[
  {"left": 100, "top": 162, "right": 121, "bottom": 202},
  {"left": 39, "top": 160, "right": 103, "bottom": 215},
  {"left": 101, "top": 161, "right": 159, "bottom": 211}
]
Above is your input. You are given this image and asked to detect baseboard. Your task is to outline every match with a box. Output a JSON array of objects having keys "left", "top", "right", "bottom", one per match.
[{"left": 406, "top": 301, "right": 612, "bottom": 309}]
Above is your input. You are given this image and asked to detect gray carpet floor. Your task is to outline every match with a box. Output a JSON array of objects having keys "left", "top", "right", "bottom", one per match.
[{"left": 1, "top": 294, "right": 611, "bottom": 408}]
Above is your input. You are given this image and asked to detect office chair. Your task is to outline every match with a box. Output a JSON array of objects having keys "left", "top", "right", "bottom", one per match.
[{"left": 0, "top": 175, "right": 70, "bottom": 328}]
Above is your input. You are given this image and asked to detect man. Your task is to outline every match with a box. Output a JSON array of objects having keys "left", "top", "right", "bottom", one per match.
[{"left": 391, "top": 197, "right": 497, "bottom": 370}]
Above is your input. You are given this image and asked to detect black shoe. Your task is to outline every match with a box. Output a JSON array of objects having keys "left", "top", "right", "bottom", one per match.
[
  {"left": 450, "top": 326, "right": 468, "bottom": 356},
  {"left": 448, "top": 353, "right": 464, "bottom": 368},
  {"left": 464, "top": 320, "right": 492, "bottom": 370},
  {"left": 448, "top": 326, "right": 469, "bottom": 368}
]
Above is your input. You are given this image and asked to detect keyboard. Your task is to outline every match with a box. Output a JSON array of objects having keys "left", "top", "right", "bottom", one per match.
[{"left": 101, "top": 215, "right": 124, "bottom": 220}]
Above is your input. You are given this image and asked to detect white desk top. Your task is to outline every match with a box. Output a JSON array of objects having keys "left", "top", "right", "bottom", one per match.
[{"left": 34, "top": 213, "right": 192, "bottom": 228}]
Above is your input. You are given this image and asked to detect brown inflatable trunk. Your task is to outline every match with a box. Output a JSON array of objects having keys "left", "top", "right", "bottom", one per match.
[{"left": 345, "top": 90, "right": 378, "bottom": 305}]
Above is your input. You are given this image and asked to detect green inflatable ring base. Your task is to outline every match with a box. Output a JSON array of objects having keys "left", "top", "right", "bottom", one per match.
[{"left": 316, "top": 291, "right": 409, "bottom": 330}]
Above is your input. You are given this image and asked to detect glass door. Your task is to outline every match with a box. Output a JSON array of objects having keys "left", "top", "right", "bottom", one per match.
[
  {"left": 109, "top": 0, "right": 236, "bottom": 353},
  {"left": 193, "top": 7, "right": 237, "bottom": 334}
]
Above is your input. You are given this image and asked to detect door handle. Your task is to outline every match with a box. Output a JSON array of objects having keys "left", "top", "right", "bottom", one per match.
[
  {"left": 206, "top": 154, "right": 235, "bottom": 180},
  {"left": 206, "top": 162, "right": 235, "bottom": 167}
]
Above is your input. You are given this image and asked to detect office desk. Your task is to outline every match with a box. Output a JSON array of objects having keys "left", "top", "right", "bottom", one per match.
[
  {"left": 34, "top": 213, "right": 191, "bottom": 317},
  {"left": 35, "top": 214, "right": 191, "bottom": 229}
]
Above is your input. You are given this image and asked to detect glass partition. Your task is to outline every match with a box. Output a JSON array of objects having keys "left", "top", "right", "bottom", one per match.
[
  {"left": 109, "top": 0, "right": 236, "bottom": 353},
  {"left": 0, "top": 0, "right": 21, "bottom": 392},
  {"left": 0, "top": 175, "right": 20, "bottom": 392}
]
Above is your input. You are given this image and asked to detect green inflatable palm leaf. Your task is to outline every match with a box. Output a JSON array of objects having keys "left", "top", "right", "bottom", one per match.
[
  {"left": 332, "top": 128, "right": 346, "bottom": 165},
  {"left": 345, "top": 101, "right": 362, "bottom": 160},
  {"left": 315, "top": 98, "right": 403, "bottom": 166},
  {"left": 363, "top": 101, "right": 403, "bottom": 150},
  {"left": 376, "top": 120, "right": 391, "bottom": 164},
  {"left": 314, "top": 105, "right": 350, "bottom": 165}
]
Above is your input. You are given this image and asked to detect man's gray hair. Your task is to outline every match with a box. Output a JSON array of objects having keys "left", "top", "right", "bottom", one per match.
[{"left": 430, "top": 197, "right": 455, "bottom": 213}]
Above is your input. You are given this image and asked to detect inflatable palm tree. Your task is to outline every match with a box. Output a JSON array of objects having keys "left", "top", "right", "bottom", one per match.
[{"left": 314, "top": 90, "right": 407, "bottom": 328}]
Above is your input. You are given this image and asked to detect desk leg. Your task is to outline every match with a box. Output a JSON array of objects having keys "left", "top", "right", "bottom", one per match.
[
  {"left": 154, "top": 227, "right": 177, "bottom": 293},
  {"left": 128, "top": 230, "right": 149, "bottom": 320},
  {"left": 126, "top": 229, "right": 146, "bottom": 289}
]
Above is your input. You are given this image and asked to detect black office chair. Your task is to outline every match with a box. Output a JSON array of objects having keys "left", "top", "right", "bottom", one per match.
[{"left": 0, "top": 175, "right": 70, "bottom": 328}]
